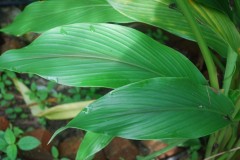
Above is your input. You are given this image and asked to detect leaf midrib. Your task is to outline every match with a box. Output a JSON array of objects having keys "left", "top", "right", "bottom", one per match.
[{"left": 4, "top": 54, "right": 164, "bottom": 77}]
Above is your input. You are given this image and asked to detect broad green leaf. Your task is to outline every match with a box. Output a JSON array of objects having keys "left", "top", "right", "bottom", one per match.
[
  {"left": 1, "top": 0, "right": 133, "bottom": 35},
  {"left": 0, "top": 23, "right": 206, "bottom": 88},
  {"left": 193, "top": 0, "right": 232, "bottom": 16},
  {"left": 17, "top": 136, "right": 41, "bottom": 151},
  {"left": 67, "top": 77, "right": 234, "bottom": 139},
  {"left": 107, "top": 0, "right": 228, "bottom": 57},
  {"left": 76, "top": 132, "right": 113, "bottom": 160},
  {"left": 6, "top": 144, "right": 17, "bottom": 160},
  {"left": 4, "top": 129, "right": 16, "bottom": 145},
  {"left": 189, "top": 1, "right": 240, "bottom": 55},
  {"left": 37, "top": 100, "right": 95, "bottom": 120},
  {"left": 0, "top": 138, "right": 7, "bottom": 151}
]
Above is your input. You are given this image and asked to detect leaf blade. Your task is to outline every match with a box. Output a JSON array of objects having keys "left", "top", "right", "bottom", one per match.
[
  {"left": 107, "top": 0, "right": 228, "bottom": 57},
  {"left": 0, "top": 23, "right": 206, "bottom": 88},
  {"left": 17, "top": 136, "right": 41, "bottom": 151},
  {"left": 189, "top": 1, "right": 240, "bottom": 55},
  {"left": 67, "top": 77, "right": 234, "bottom": 139},
  {"left": 6, "top": 144, "right": 17, "bottom": 160},
  {"left": 4, "top": 129, "right": 16, "bottom": 145},
  {"left": 1, "top": 0, "right": 133, "bottom": 35},
  {"left": 76, "top": 132, "right": 113, "bottom": 160}
]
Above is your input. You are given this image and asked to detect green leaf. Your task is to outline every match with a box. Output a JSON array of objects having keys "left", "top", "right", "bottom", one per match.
[
  {"left": 1, "top": 0, "right": 133, "bottom": 35},
  {"left": 107, "top": 0, "right": 228, "bottom": 57},
  {"left": 5, "top": 71, "right": 16, "bottom": 79},
  {"left": 189, "top": 1, "right": 240, "bottom": 55},
  {"left": 3, "top": 93, "right": 14, "bottom": 100},
  {"left": 49, "top": 127, "right": 68, "bottom": 144},
  {"left": 76, "top": 132, "right": 113, "bottom": 160},
  {"left": 17, "top": 136, "right": 41, "bottom": 151},
  {"left": 6, "top": 144, "right": 17, "bottom": 160},
  {"left": 0, "top": 131, "right": 4, "bottom": 138},
  {"left": 0, "top": 138, "right": 7, "bottom": 152},
  {"left": 0, "top": 23, "right": 206, "bottom": 88},
  {"left": 193, "top": 0, "right": 232, "bottom": 16},
  {"left": 13, "top": 127, "right": 24, "bottom": 137},
  {"left": 37, "top": 90, "right": 48, "bottom": 101},
  {"left": 67, "top": 77, "right": 234, "bottom": 139},
  {"left": 4, "top": 129, "right": 16, "bottom": 145},
  {"left": 51, "top": 146, "right": 59, "bottom": 159}
]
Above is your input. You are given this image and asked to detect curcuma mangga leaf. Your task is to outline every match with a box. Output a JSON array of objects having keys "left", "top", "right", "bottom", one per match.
[
  {"left": 0, "top": 23, "right": 206, "bottom": 88},
  {"left": 0, "top": 0, "right": 133, "bottom": 35},
  {"left": 189, "top": 1, "right": 240, "bottom": 55},
  {"left": 67, "top": 77, "right": 234, "bottom": 140},
  {"left": 107, "top": 0, "right": 228, "bottom": 57}
]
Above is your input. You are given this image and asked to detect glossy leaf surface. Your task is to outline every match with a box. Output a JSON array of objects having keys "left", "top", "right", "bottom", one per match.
[
  {"left": 193, "top": 0, "right": 232, "bottom": 16},
  {"left": 0, "top": 23, "right": 206, "bottom": 88},
  {"left": 190, "top": 1, "right": 240, "bottom": 55},
  {"left": 1, "top": 0, "right": 133, "bottom": 35},
  {"left": 76, "top": 132, "right": 113, "bottom": 160},
  {"left": 68, "top": 78, "right": 234, "bottom": 139},
  {"left": 107, "top": 0, "right": 228, "bottom": 57}
]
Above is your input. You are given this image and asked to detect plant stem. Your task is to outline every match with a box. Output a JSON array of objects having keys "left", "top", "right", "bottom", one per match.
[
  {"left": 205, "top": 132, "right": 217, "bottom": 158},
  {"left": 212, "top": 54, "right": 225, "bottom": 73},
  {"left": 176, "top": 0, "right": 219, "bottom": 89},
  {"left": 223, "top": 47, "right": 238, "bottom": 96}
]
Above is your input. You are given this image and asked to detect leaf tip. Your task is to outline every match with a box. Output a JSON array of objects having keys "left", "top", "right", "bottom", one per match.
[{"left": 48, "top": 127, "right": 68, "bottom": 144}]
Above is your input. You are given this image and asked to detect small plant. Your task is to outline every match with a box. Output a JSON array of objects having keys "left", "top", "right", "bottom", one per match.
[
  {"left": 4, "top": 106, "right": 27, "bottom": 120},
  {"left": 51, "top": 146, "right": 70, "bottom": 160},
  {"left": 0, "top": 127, "right": 41, "bottom": 160},
  {"left": 0, "top": 71, "right": 16, "bottom": 107}
]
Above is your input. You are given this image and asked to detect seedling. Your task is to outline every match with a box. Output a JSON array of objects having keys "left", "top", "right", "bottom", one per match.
[
  {"left": 0, "top": 126, "right": 40, "bottom": 160},
  {"left": 51, "top": 146, "right": 70, "bottom": 160}
]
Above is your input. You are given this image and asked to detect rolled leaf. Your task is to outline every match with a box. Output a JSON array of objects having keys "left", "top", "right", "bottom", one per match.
[
  {"left": 0, "top": 23, "right": 206, "bottom": 88},
  {"left": 67, "top": 77, "right": 234, "bottom": 139},
  {"left": 37, "top": 100, "right": 95, "bottom": 120},
  {"left": 1, "top": 0, "right": 133, "bottom": 35}
]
